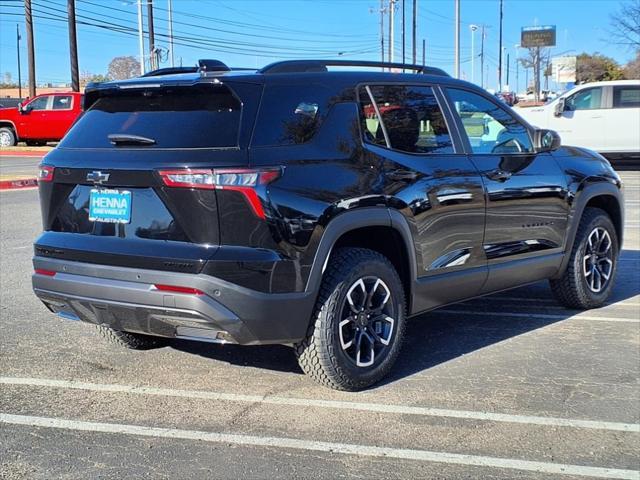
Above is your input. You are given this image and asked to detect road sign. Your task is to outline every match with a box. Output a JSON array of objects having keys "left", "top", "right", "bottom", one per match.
[
  {"left": 552, "top": 56, "right": 577, "bottom": 83},
  {"left": 521, "top": 26, "right": 556, "bottom": 48}
]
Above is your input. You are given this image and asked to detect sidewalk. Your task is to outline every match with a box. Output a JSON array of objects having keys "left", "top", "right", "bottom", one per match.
[
  {"left": 0, "top": 146, "right": 51, "bottom": 158},
  {"left": 0, "top": 148, "right": 46, "bottom": 189}
]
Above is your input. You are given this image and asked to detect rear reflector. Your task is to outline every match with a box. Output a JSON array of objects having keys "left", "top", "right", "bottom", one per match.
[
  {"left": 38, "top": 166, "right": 55, "bottom": 182},
  {"left": 34, "top": 269, "right": 56, "bottom": 277},
  {"left": 152, "top": 284, "right": 205, "bottom": 295},
  {"left": 157, "top": 167, "right": 281, "bottom": 219}
]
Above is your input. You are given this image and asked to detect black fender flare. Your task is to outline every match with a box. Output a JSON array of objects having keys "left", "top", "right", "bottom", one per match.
[
  {"left": 304, "top": 207, "right": 418, "bottom": 300},
  {"left": 554, "top": 178, "right": 624, "bottom": 278}
]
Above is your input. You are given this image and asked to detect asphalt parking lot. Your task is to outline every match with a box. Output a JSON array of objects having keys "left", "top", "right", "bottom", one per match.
[{"left": 0, "top": 167, "right": 638, "bottom": 479}]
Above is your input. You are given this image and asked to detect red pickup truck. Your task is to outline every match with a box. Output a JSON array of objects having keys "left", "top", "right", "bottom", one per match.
[{"left": 0, "top": 92, "right": 83, "bottom": 147}]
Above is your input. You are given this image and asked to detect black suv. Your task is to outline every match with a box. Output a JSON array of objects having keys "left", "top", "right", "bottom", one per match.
[{"left": 32, "top": 59, "right": 624, "bottom": 390}]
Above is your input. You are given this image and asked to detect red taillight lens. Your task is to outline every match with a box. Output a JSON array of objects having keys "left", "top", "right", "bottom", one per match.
[
  {"left": 38, "top": 166, "right": 54, "bottom": 182},
  {"left": 157, "top": 167, "right": 281, "bottom": 219},
  {"left": 152, "top": 284, "right": 204, "bottom": 295},
  {"left": 34, "top": 268, "right": 56, "bottom": 277}
]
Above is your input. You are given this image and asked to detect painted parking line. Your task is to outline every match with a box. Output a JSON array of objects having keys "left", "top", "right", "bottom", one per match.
[
  {"left": 1, "top": 377, "right": 638, "bottom": 433},
  {"left": 436, "top": 309, "right": 640, "bottom": 323},
  {"left": 1, "top": 414, "right": 637, "bottom": 479}
]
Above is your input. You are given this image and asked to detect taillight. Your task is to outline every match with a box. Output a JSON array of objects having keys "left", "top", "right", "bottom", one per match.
[
  {"left": 38, "top": 166, "right": 54, "bottom": 182},
  {"left": 158, "top": 167, "right": 281, "bottom": 219},
  {"left": 34, "top": 269, "right": 56, "bottom": 277},
  {"left": 152, "top": 284, "right": 204, "bottom": 295}
]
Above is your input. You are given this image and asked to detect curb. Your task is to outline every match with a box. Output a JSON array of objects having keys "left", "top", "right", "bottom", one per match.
[
  {"left": 0, "top": 178, "right": 38, "bottom": 190},
  {"left": 0, "top": 151, "right": 46, "bottom": 158}
]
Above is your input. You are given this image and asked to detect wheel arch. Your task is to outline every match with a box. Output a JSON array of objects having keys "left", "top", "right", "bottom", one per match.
[
  {"left": 0, "top": 120, "right": 18, "bottom": 140},
  {"left": 305, "top": 207, "right": 417, "bottom": 312}
]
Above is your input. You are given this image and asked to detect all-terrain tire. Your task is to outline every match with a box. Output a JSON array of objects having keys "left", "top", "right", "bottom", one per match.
[
  {"left": 550, "top": 207, "right": 619, "bottom": 309},
  {"left": 295, "top": 247, "right": 406, "bottom": 391},
  {"left": 96, "top": 325, "right": 166, "bottom": 350}
]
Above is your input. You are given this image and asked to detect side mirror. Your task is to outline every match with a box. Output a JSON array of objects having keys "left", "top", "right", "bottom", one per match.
[
  {"left": 17, "top": 102, "right": 24, "bottom": 113},
  {"left": 535, "top": 129, "right": 561, "bottom": 153},
  {"left": 553, "top": 98, "right": 565, "bottom": 117}
]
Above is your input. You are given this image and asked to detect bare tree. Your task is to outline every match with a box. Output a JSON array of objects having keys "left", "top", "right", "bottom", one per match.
[
  {"left": 609, "top": 0, "right": 640, "bottom": 50},
  {"left": 624, "top": 51, "right": 640, "bottom": 78},
  {"left": 107, "top": 56, "right": 141, "bottom": 80}
]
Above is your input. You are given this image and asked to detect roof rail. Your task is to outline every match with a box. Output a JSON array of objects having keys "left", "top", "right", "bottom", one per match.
[{"left": 258, "top": 60, "right": 449, "bottom": 76}]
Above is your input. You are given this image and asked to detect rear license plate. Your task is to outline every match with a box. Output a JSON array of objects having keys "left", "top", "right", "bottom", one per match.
[{"left": 89, "top": 189, "right": 132, "bottom": 224}]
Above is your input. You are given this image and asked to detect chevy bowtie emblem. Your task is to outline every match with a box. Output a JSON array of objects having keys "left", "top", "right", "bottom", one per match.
[{"left": 86, "top": 171, "right": 110, "bottom": 185}]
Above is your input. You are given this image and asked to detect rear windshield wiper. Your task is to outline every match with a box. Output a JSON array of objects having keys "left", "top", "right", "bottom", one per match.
[{"left": 108, "top": 133, "right": 156, "bottom": 146}]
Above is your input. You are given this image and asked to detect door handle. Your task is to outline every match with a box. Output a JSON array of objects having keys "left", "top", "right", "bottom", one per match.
[{"left": 486, "top": 169, "right": 512, "bottom": 182}]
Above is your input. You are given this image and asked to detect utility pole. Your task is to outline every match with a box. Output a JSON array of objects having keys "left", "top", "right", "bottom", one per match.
[
  {"left": 16, "top": 25, "right": 22, "bottom": 99},
  {"left": 67, "top": 0, "right": 79, "bottom": 92},
  {"left": 480, "top": 25, "right": 485, "bottom": 89},
  {"left": 470, "top": 24, "right": 478, "bottom": 84},
  {"left": 506, "top": 53, "right": 510, "bottom": 88},
  {"left": 498, "top": 0, "right": 503, "bottom": 91},
  {"left": 137, "top": 0, "right": 145, "bottom": 75},
  {"left": 402, "top": 0, "right": 405, "bottom": 65},
  {"left": 454, "top": 0, "right": 460, "bottom": 78},
  {"left": 24, "top": 0, "right": 36, "bottom": 97},
  {"left": 422, "top": 38, "right": 425, "bottom": 66},
  {"left": 168, "top": 0, "right": 174, "bottom": 67},
  {"left": 147, "top": 0, "right": 157, "bottom": 71},
  {"left": 371, "top": 1, "right": 386, "bottom": 67},
  {"left": 412, "top": 0, "right": 417, "bottom": 64},
  {"left": 388, "top": 0, "right": 395, "bottom": 63},
  {"left": 514, "top": 44, "right": 520, "bottom": 94}
]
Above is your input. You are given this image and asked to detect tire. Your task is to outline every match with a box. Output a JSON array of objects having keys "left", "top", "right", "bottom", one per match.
[
  {"left": 295, "top": 247, "right": 406, "bottom": 391},
  {"left": 550, "top": 207, "right": 619, "bottom": 309},
  {"left": 0, "top": 127, "right": 17, "bottom": 147},
  {"left": 96, "top": 325, "right": 166, "bottom": 350}
]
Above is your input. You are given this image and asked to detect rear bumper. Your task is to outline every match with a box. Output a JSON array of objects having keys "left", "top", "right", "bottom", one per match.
[{"left": 32, "top": 257, "right": 316, "bottom": 345}]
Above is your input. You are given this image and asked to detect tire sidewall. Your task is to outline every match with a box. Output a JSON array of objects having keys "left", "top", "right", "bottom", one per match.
[
  {"left": 0, "top": 127, "right": 16, "bottom": 147},
  {"left": 573, "top": 213, "right": 619, "bottom": 307},
  {"left": 319, "top": 254, "right": 406, "bottom": 388}
]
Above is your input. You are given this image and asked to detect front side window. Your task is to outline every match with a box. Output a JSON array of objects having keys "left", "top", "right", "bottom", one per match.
[
  {"left": 360, "top": 85, "right": 454, "bottom": 154},
  {"left": 613, "top": 86, "right": 640, "bottom": 108},
  {"left": 447, "top": 88, "right": 533, "bottom": 155},
  {"left": 27, "top": 96, "right": 50, "bottom": 111},
  {"left": 565, "top": 87, "right": 603, "bottom": 111},
  {"left": 52, "top": 95, "right": 73, "bottom": 110}
]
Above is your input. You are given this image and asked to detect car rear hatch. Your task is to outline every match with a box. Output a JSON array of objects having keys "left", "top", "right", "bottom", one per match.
[{"left": 35, "top": 75, "right": 263, "bottom": 274}]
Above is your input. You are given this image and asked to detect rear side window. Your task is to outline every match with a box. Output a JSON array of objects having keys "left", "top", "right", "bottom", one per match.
[
  {"left": 60, "top": 85, "right": 240, "bottom": 149},
  {"left": 360, "top": 85, "right": 454, "bottom": 154},
  {"left": 52, "top": 95, "right": 73, "bottom": 110},
  {"left": 613, "top": 86, "right": 640, "bottom": 108},
  {"left": 252, "top": 84, "right": 336, "bottom": 146}
]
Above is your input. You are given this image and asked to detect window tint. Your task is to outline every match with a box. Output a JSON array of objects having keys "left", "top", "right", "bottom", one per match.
[
  {"left": 566, "top": 87, "right": 602, "bottom": 111},
  {"left": 613, "top": 86, "right": 640, "bottom": 108},
  {"left": 361, "top": 85, "right": 454, "bottom": 154},
  {"left": 60, "top": 85, "right": 241, "bottom": 149},
  {"left": 27, "top": 96, "right": 49, "bottom": 110},
  {"left": 447, "top": 88, "right": 533, "bottom": 154},
  {"left": 252, "top": 84, "right": 337, "bottom": 146},
  {"left": 52, "top": 95, "right": 72, "bottom": 110}
]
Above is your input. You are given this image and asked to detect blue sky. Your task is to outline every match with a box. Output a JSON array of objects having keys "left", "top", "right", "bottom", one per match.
[{"left": 0, "top": 0, "right": 636, "bottom": 91}]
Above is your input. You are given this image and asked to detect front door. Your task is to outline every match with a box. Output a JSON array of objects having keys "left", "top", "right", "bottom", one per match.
[
  {"left": 445, "top": 87, "right": 570, "bottom": 293},
  {"left": 550, "top": 86, "right": 606, "bottom": 151},
  {"left": 360, "top": 84, "right": 487, "bottom": 313}
]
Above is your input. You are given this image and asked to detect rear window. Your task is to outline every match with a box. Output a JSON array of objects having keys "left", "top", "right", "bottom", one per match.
[{"left": 60, "top": 85, "right": 241, "bottom": 149}]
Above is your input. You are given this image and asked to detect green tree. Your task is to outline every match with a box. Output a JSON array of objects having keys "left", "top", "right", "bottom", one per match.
[{"left": 576, "top": 53, "right": 625, "bottom": 83}]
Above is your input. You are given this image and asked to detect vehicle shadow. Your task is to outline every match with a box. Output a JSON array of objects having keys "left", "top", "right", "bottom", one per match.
[{"left": 169, "top": 248, "right": 639, "bottom": 383}]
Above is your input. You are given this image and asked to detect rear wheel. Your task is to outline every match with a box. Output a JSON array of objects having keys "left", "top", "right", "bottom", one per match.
[
  {"left": 295, "top": 248, "right": 406, "bottom": 391},
  {"left": 96, "top": 325, "right": 166, "bottom": 350},
  {"left": 0, "top": 127, "right": 16, "bottom": 147},
  {"left": 550, "top": 207, "right": 619, "bottom": 309}
]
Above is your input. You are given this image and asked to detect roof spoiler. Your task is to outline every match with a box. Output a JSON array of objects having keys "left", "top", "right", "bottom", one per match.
[
  {"left": 142, "top": 60, "right": 237, "bottom": 78},
  {"left": 258, "top": 60, "right": 449, "bottom": 76}
]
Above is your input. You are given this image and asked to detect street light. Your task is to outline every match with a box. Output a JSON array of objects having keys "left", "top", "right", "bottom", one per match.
[{"left": 470, "top": 24, "right": 478, "bottom": 84}]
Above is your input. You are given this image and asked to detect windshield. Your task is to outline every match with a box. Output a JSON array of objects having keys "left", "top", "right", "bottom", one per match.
[{"left": 60, "top": 84, "right": 241, "bottom": 149}]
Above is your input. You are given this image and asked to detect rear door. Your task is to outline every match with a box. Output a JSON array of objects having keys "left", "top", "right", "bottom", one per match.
[
  {"left": 445, "top": 87, "right": 569, "bottom": 293},
  {"left": 47, "top": 94, "right": 77, "bottom": 139},
  {"left": 360, "top": 84, "right": 487, "bottom": 312},
  {"left": 605, "top": 84, "right": 640, "bottom": 153}
]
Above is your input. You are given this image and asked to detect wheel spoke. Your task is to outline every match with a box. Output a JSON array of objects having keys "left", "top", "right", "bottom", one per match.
[
  {"left": 339, "top": 317, "right": 355, "bottom": 350},
  {"left": 346, "top": 279, "right": 367, "bottom": 314},
  {"left": 356, "top": 331, "right": 375, "bottom": 367}
]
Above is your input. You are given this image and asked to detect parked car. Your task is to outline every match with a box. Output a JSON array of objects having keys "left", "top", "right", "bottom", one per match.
[
  {"left": 495, "top": 91, "right": 517, "bottom": 106},
  {"left": 0, "top": 91, "right": 83, "bottom": 147},
  {"left": 518, "top": 80, "right": 640, "bottom": 166},
  {"left": 32, "top": 60, "right": 624, "bottom": 390}
]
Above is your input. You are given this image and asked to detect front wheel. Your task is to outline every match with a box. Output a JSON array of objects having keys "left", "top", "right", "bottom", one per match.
[
  {"left": 550, "top": 207, "right": 619, "bottom": 309},
  {"left": 295, "top": 248, "right": 406, "bottom": 391}
]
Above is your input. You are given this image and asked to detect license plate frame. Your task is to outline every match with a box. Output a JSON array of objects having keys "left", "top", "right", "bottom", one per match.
[{"left": 89, "top": 189, "right": 132, "bottom": 224}]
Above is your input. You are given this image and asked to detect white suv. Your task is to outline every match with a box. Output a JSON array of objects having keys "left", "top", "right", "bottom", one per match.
[{"left": 518, "top": 80, "right": 640, "bottom": 164}]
